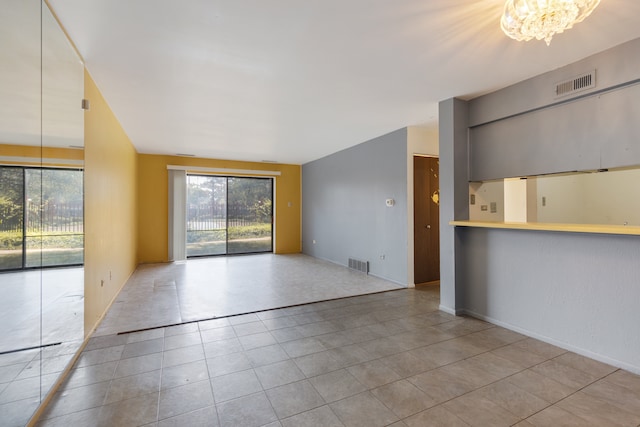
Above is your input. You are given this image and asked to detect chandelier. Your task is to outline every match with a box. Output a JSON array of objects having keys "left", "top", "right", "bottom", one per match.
[{"left": 501, "top": 0, "right": 601, "bottom": 45}]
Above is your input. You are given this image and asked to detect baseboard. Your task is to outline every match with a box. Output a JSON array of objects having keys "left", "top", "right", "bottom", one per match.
[
  {"left": 416, "top": 280, "right": 440, "bottom": 287},
  {"left": 27, "top": 334, "right": 91, "bottom": 427},
  {"left": 460, "top": 308, "right": 640, "bottom": 376},
  {"left": 438, "top": 304, "right": 462, "bottom": 316},
  {"left": 28, "top": 264, "right": 137, "bottom": 426}
]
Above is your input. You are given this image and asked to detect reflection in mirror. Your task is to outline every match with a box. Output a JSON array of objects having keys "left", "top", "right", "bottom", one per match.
[
  {"left": 0, "top": 1, "right": 84, "bottom": 425},
  {"left": 469, "top": 167, "right": 640, "bottom": 226}
]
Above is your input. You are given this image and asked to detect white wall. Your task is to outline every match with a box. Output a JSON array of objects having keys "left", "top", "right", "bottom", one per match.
[
  {"left": 582, "top": 169, "right": 640, "bottom": 226},
  {"left": 469, "top": 181, "right": 504, "bottom": 222},
  {"left": 535, "top": 174, "right": 586, "bottom": 223},
  {"left": 535, "top": 169, "right": 640, "bottom": 226},
  {"left": 503, "top": 178, "right": 527, "bottom": 223}
]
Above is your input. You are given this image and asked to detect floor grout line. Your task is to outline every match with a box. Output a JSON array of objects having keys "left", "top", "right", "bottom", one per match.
[
  {"left": 115, "top": 287, "right": 407, "bottom": 336},
  {"left": 32, "top": 286, "right": 640, "bottom": 427}
]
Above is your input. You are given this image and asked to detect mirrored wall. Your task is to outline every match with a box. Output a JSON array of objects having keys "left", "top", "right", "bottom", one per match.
[
  {"left": 0, "top": 1, "right": 84, "bottom": 425},
  {"left": 469, "top": 167, "right": 640, "bottom": 226}
]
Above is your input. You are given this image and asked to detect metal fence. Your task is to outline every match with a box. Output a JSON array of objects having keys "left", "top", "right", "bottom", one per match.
[
  {"left": 187, "top": 202, "right": 264, "bottom": 231},
  {"left": 0, "top": 201, "right": 84, "bottom": 234}
]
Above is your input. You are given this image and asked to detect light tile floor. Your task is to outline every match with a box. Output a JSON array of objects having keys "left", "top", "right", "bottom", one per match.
[
  {"left": 0, "top": 268, "right": 84, "bottom": 427},
  {"left": 0, "top": 267, "right": 84, "bottom": 353},
  {"left": 94, "top": 254, "right": 404, "bottom": 336},
  {"left": 34, "top": 284, "right": 640, "bottom": 426}
]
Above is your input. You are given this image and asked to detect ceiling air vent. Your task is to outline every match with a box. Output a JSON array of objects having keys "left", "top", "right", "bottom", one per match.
[{"left": 554, "top": 70, "right": 596, "bottom": 98}]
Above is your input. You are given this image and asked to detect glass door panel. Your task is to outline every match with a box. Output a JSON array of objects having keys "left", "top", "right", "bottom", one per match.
[
  {"left": 227, "top": 177, "right": 273, "bottom": 254},
  {"left": 187, "top": 175, "right": 227, "bottom": 257},
  {"left": 186, "top": 175, "right": 273, "bottom": 257},
  {"left": 0, "top": 167, "right": 25, "bottom": 271},
  {"left": 25, "top": 168, "right": 84, "bottom": 268}
]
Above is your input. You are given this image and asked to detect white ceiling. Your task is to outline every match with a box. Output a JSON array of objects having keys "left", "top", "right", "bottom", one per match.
[{"left": 48, "top": 0, "right": 640, "bottom": 165}]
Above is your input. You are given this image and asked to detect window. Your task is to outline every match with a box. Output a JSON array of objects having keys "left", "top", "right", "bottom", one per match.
[
  {"left": 186, "top": 175, "right": 273, "bottom": 257},
  {"left": 0, "top": 166, "right": 83, "bottom": 271}
]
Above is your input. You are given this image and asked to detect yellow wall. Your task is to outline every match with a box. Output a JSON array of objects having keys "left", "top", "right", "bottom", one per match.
[
  {"left": 83, "top": 70, "right": 138, "bottom": 335},
  {"left": 0, "top": 143, "right": 83, "bottom": 167},
  {"left": 137, "top": 155, "right": 301, "bottom": 263}
]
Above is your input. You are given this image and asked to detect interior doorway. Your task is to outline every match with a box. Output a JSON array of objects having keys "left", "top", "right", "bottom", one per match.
[{"left": 413, "top": 156, "right": 440, "bottom": 284}]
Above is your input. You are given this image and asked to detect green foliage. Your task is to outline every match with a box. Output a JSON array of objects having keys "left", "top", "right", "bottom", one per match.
[
  {"left": 187, "top": 230, "right": 226, "bottom": 243},
  {"left": 26, "top": 168, "right": 83, "bottom": 205},
  {"left": 186, "top": 238, "right": 272, "bottom": 257},
  {"left": 186, "top": 224, "right": 271, "bottom": 244},
  {"left": 0, "top": 196, "right": 23, "bottom": 230},
  {"left": 228, "top": 224, "right": 271, "bottom": 239},
  {"left": 0, "top": 231, "right": 83, "bottom": 250},
  {"left": 0, "top": 231, "right": 22, "bottom": 250},
  {"left": 252, "top": 198, "right": 272, "bottom": 223},
  {"left": 30, "top": 234, "right": 84, "bottom": 249},
  {"left": 228, "top": 177, "right": 271, "bottom": 208}
]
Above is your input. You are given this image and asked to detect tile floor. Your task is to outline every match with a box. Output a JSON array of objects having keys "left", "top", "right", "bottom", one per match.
[
  {"left": 0, "top": 267, "right": 84, "bottom": 353},
  {"left": 94, "top": 254, "right": 404, "bottom": 336},
  {"left": 0, "top": 268, "right": 84, "bottom": 427},
  {"left": 33, "top": 284, "right": 640, "bottom": 427}
]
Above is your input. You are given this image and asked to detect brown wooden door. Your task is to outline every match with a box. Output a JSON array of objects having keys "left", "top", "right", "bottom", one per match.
[{"left": 414, "top": 156, "right": 440, "bottom": 284}]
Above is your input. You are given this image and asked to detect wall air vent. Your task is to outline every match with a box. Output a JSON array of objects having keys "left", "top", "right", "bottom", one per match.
[
  {"left": 554, "top": 70, "right": 596, "bottom": 98},
  {"left": 348, "top": 257, "right": 369, "bottom": 274}
]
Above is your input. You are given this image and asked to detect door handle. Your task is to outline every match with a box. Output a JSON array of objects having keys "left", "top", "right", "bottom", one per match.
[{"left": 425, "top": 225, "right": 431, "bottom": 229}]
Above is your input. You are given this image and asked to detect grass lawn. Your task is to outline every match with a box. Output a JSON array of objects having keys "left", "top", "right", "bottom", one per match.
[
  {"left": 187, "top": 237, "right": 272, "bottom": 256},
  {"left": 0, "top": 232, "right": 84, "bottom": 269},
  {"left": 0, "top": 248, "right": 84, "bottom": 269},
  {"left": 187, "top": 224, "right": 272, "bottom": 256}
]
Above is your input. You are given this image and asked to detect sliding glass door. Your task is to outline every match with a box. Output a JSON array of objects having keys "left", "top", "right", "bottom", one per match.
[
  {"left": 186, "top": 175, "right": 273, "bottom": 257},
  {"left": 186, "top": 175, "right": 227, "bottom": 256},
  {"left": 0, "top": 167, "right": 24, "bottom": 270},
  {"left": 227, "top": 177, "right": 273, "bottom": 254},
  {"left": 0, "top": 166, "right": 84, "bottom": 271}
]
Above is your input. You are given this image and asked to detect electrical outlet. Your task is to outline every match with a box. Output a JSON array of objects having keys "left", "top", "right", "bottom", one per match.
[
  {"left": 312, "top": 240, "right": 316, "bottom": 244},
  {"left": 380, "top": 255, "right": 385, "bottom": 260}
]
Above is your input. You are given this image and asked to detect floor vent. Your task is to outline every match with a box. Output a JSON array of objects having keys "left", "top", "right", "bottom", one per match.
[
  {"left": 555, "top": 70, "right": 596, "bottom": 98},
  {"left": 348, "top": 257, "right": 369, "bottom": 274}
]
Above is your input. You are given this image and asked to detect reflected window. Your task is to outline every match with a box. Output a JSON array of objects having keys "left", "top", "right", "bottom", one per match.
[{"left": 0, "top": 166, "right": 83, "bottom": 271}]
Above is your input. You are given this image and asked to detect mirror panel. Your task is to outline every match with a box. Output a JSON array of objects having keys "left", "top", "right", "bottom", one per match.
[
  {"left": 42, "top": 3, "right": 84, "bottom": 149},
  {"left": 0, "top": 1, "right": 84, "bottom": 425},
  {"left": 0, "top": 0, "right": 41, "bottom": 146},
  {"left": 469, "top": 167, "right": 640, "bottom": 226},
  {"left": 0, "top": 1, "right": 44, "bottom": 424}
]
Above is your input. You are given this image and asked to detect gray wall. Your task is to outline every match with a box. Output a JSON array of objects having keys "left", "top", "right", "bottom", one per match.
[
  {"left": 458, "top": 228, "right": 640, "bottom": 372},
  {"left": 441, "top": 37, "right": 640, "bottom": 373},
  {"left": 438, "top": 99, "right": 469, "bottom": 312},
  {"left": 468, "top": 38, "right": 640, "bottom": 181},
  {"left": 302, "top": 128, "right": 408, "bottom": 285}
]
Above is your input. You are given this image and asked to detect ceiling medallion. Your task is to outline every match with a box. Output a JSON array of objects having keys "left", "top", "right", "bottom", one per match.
[{"left": 501, "top": 0, "right": 601, "bottom": 45}]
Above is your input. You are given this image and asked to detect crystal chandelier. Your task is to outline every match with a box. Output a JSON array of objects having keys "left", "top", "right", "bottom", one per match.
[{"left": 501, "top": 0, "right": 601, "bottom": 45}]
